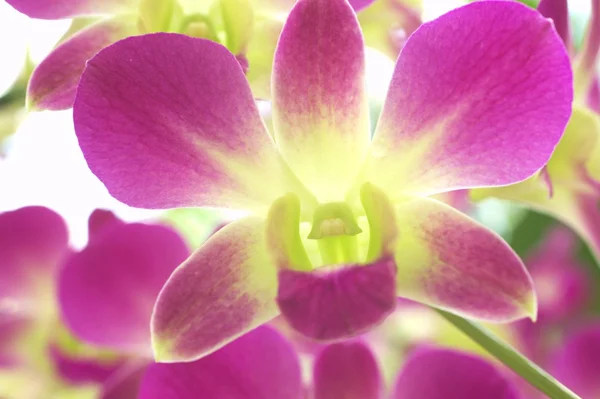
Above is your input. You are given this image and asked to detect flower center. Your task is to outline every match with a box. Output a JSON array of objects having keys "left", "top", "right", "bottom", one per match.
[{"left": 266, "top": 183, "right": 400, "bottom": 341}]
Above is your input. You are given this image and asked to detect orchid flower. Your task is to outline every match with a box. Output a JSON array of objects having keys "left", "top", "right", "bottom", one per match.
[
  {"left": 4, "top": 0, "right": 279, "bottom": 110},
  {"left": 72, "top": 0, "right": 572, "bottom": 362},
  {"left": 472, "top": 0, "right": 600, "bottom": 259}
]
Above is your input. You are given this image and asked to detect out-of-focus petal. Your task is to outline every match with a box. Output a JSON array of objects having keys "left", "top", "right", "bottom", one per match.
[
  {"left": 272, "top": 0, "right": 370, "bottom": 201},
  {"left": 394, "top": 197, "right": 536, "bottom": 323},
  {"left": 49, "top": 344, "right": 122, "bottom": 385},
  {"left": 313, "top": 340, "right": 384, "bottom": 399},
  {"left": 87, "top": 209, "right": 124, "bottom": 241},
  {"left": 151, "top": 217, "right": 279, "bottom": 362},
  {"left": 101, "top": 362, "right": 147, "bottom": 399},
  {"left": 5, "top": 0, "right": 136, "bottom": 19},
  {"left": 58, "top": 223, "right": 189, "bottom": 357},
  {"left": 393, "top": 348, "right": 521, "bottom": 399},
  {"left": 473, "top": 108, "right": 600, "bottom": 259},
  {"left": 537, "top": 0, "right": 571, "bottom": 50},
  {"left": 140, "top": 326, "right": 303, "bottom": 399},
  {"left": 550, "top": 323, "right": 600, "bottom": 398},
  {"left": 364, "top": 1, "right": 572, "bottom": 198},
  {"left": 574, "top": 0, "right": 600, "bottom": 96},
  {"left": 0, "top": 206, "right": 69, "bottom": 313},
  {"left": 348, "top": 0, "right": 375, "bottom": 12},
  {"left": 277, "top": 256, "right": 397, "bottom": 341},
  {"left": 589, "top": 77, "right": 600, "bottom": 113},
  {"left": 525, "top": 228, "right": 589, "bottom": 322},
  {"left": 0, "top": 314, "right": 32, "bottom": 367},
  {"left": 358, "top": 0, "right": 422, "bottom": 59},
  {"left": 74, "top": 33, "right": 313, "bottom": 213},
  {"left": 28, "top": 18, "right": 136, "bottom": 111}
]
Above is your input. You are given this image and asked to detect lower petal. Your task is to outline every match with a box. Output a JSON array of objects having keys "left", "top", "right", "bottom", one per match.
[
  {"left": 313, "top": 340, "right": 383, "bottom": 399},
  {"left": 277, "top": 256, "right": 398, "bottom": 341},
  {"left": 58, "top": 223, "right": 189, "bottom": 357},
  {"left": 394, "top": 197, "right": 536, "bottom": 322},
  {"left": 139, "top": 326, "right": 303, "bottom": 399},
  {"left": 393, "top": 348, "right": 521, "bottom": 399},
  {"left": 151, "top": 217, "right": 280, "bottom": 362}
]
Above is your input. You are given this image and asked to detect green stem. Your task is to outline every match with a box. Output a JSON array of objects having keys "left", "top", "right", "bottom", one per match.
[{"left": 435, "top": 309, "right": 581, "bottom": 399}]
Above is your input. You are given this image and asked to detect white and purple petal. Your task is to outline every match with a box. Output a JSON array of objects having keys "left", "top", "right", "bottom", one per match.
[
  {"left": 74, "top": 33, "right": 311, "bottom": 213},
  {"left": 394, "top": 197, "right": 536, "bottom": 323},
  {"left": 272, "top": 0, "right": 370, "bottom": 200},
  {"left": 151, "top": 217, "right": 279, "bottom": 362},
  {"left": 364, "top": 1, "right": 572, "bottom": 198}
]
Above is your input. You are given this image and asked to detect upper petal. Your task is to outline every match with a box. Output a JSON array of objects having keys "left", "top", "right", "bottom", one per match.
[
  {"left": 58, "top": 222, "right": 189, "bottom": 357},
  {"left": 5, "top": 0, "right": 136, "bottom": 19},
  {"left": 74, "top": 33, "right": 311, "bottom": 213},
  {"left": 364, "top": 1, "right": 572, "bottom": 198},
  {"left": 139, "top": 326, "right": 303, "bottom": 399},
  {"left": 28, "top": 17, "right": 137, "bottom": 111},
  {"left": 313, "top": 340, "right": 384, "bottom": 399},
  {"left": 0, "top": 206, "right": 69, "bottom": 314},
  {"left": 151, "top": 217, "right": 280, "bottom": 362},
  {"left": 272, "top": 0, "right": 370, "bottom": 201},
  {"left": 394, "top": 197, "right": 536, "bottom": 323},
  {"left": 392, "top": 348, "right": 521, "bottom": 399}
]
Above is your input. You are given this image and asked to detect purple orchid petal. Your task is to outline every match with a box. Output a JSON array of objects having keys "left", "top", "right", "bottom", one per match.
[
  {"left": 366, "top": 1, "right": 572, "bottom": 197},
  {"left": 550, "top": 322, "right": 600, "bottom": 398},
  {"left": 575, "top": 0, "right": 600, "bottom": 89},
  {"left": 139, "top": 326, "right": 303, "bottom": 399},
  {"left": 0, "top": 313, "right": 32, "bottom": 367},
  {"left": 28, "top": 18, "right": 136, "bottom": 111},
  {"left": 277, "top": 256, "right": 397, "bottom": 341},
  {"left": 349, "top": 0, "right": 375, "bottom": 12},
  {"left": 5, "top": 0, "right": 135, "bottom": 19},
  {"left": 101, "top": 362, "right": 147, "bottom": 399},
  {"left": 151, "top": 217, "right": 280, "bottom": 362},
  {"left": 525, "top": 228, "right": 589, "bottom": 323},
  {"left": 589, "top": 77, "right": 600, "bottom": 113},
  {"left": 272, "top": 0, "right": 370, "bottom": 199},
  {"left": 313, "top": 340, "right": 384, "bottom": 399},
  {"left": 58, "top": 222, "right": 189, "bottom": 357},
  {"left": 49, "top": 344, "right": 123, "bottom": 385},
  {"left": 87, "top": 209, "right": 124, "bottom": 242},
  {"left": 0, "top": 206, "right": 69, "bottom": 312},
  {"left": 393, "top": 347, "right": 521, "bottom": 399},
  {"left": 538, "top": 0, "right": 571, "bottom": 50},
  {"left": 74, "top": 33, "right": 309, "bottom": 213},
  {"left": 394, "top": 197, "right": 536, "bottom": 323}
]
